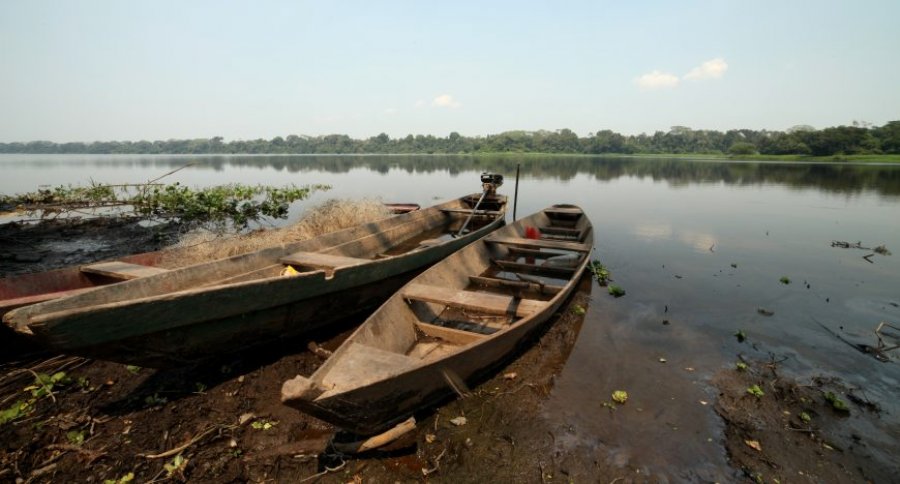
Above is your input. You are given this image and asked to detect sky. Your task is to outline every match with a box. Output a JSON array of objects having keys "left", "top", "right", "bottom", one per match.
[{"left": 1, "top": 0, "right": 899, "bottom": 142}]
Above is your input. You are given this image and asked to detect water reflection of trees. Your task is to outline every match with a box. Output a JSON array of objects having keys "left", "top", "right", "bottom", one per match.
[{"left": 8, "top": 155, "right": 900, "bottom": 197}]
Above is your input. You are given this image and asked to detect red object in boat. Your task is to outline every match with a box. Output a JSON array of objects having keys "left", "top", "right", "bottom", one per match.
[{"left": 525, "top": 226, "right": 541, "bottom": 239}]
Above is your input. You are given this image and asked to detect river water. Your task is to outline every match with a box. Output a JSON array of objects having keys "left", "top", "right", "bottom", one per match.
[{"left": 2, "top": 154, "right": 899, "bottom": 478}]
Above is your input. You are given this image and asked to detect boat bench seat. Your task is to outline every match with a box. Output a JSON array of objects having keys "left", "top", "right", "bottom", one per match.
[
  {"left": 403, "top": 283, "right": 548, "bottom": 318},
  {"left": 493, "top": 259, "right": 577, "bottom": 278},
  {"left": 544, "top": 207, "right": 583, "bottom": 216},
  {"left": 80, "top": 261, "right": 170, "bottom": 281},
  {"left": 321, "top": 342, "right": 416, "bottom": 390},
  {"left": 280, "top": 251, "right": 371, "bottom": 272},
  {"left": 486, "top": 236, "right": 590, "bottom": 253},
  {"left": 440, "top": 208, "right": 503, "bottom": 216}
]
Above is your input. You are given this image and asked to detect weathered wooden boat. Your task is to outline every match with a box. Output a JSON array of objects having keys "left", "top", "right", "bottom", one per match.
[
  {"left": 0, "top": 201, "right": 424, "bottom": 319},
  {"left": 3, "top": 181, "right": 507, "bottom": 367},
  {"left": 281, "top": 204, "right": 592, "bottom": 436}
]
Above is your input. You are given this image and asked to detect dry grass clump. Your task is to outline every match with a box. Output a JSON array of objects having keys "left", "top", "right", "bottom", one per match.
[{"left": 158, "top": 198, "right": 393, "bottom": 268}]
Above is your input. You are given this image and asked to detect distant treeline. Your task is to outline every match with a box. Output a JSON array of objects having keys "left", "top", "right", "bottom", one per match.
[{"left": 2, "top": 121, "right": 899, "bottom": 156}]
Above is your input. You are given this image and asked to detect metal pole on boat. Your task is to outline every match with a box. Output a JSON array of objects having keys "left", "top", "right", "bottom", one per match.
[
  {"left": 513, "top": 163, "right": 520, "bottom": 221},
  {"left": 457, "top": 188, "right": 488, "bottom": 236}
]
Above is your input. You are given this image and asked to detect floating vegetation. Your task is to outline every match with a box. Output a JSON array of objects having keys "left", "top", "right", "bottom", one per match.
[
  {"left": 779, "top": 276, "right": 791, "bottom": 285},
  {"left": 588, "top": 260, "right": 610, "bottom": 286},
  {"left": 611, "top": 390, "right": 629, "bottom": 404},
  {"left": 824, "top": 392, "right": 850, "bottom": 412},
  {"left": 757, "top": 308, "right": 775, "bottom": 317},
  {"left": 571, "top": 305, "right": 586, "bottom": 315},
  {"left": 736, "top": 362, "right": 748, "bottom": 372},
  {"left": 608, "top": 285, "right": 626, "bottom": 298},
  {"left": 735, "top": 330, "right": 747, "bottom": 343}
]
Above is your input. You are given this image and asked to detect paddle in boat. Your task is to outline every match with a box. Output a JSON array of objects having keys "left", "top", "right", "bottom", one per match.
[
  {"left": 3, "top": 174, "right": 507, "bottom": 367},
  {"left": 281, "top": 204, "right": 591, "bottom": 436}
]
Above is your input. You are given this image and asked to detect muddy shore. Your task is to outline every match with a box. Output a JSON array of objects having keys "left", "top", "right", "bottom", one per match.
[{"left": 1, "top": 221, "right": 896, "bottom": 482}]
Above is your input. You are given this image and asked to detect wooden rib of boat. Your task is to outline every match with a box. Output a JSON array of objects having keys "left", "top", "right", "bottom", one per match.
[
  {"left": 281, "top": 204, "right": 592, "bottom": 436},
  {"left": 2, "top": 191, "right": 507, "bottom": 367}
]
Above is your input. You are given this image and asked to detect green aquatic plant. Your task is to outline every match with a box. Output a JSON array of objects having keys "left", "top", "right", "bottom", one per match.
[
  {"left": 735, "top": 330, "right": 747, "bottom": 343},
  {"left": 779, "top": 276, "right": 791, "bottom": 285},
  {"left": 608, "top": 285, "right": 626, "bottom": 298},
  {"left": 735, "top": 362, "right": 748, "bottom": 372},
  {"left": 571, "top": 305, "right": 586, "bottom": 315},
  {"left": 824, "top": 392, "right": 850, "bottom": 412},
  {"left": 588, "top": 260, "right": 611, "bottom": 286}
]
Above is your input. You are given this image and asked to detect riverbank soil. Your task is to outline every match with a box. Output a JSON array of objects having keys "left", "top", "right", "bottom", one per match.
[
  {"left": 713, "top": 359, "right": 894, "bottom": 483},
  {"left": 0, "top": 278, "right": 596, "bottom": 483},
  {"left": 2, "top": 225, "right": 896, "bottom": 482}
]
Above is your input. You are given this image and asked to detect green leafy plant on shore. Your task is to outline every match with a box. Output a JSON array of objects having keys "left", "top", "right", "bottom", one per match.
[
  {"left": 747, "top": 385, "right": 765, "bottom": 399},
  {"left": 1, "top": 181, "right": 329, "bottom": 230},
  {"left": 1, "top": 371, "right": 71, "bottom": 425}
]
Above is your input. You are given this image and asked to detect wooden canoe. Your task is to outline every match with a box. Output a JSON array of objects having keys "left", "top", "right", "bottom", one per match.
[
  {"left": 0, "top": 201, "right": 425, "bottom": 319},
  {"left": 281, "top": 204, "right": 592, "bottom": 436},
  {"left": 2, "top": 193, "right": 507, "bottom": 367}
]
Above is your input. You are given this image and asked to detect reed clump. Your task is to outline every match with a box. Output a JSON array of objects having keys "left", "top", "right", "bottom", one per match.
[{"left": 158, "top": 198, "right": 393, "bottom": 268}]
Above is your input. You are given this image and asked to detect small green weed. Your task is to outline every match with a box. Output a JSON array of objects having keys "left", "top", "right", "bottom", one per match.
[
  {"left": 251, "top": 419, "right": 278, "bottom": 431},
  {"left": 144, "top": 393, "right": 168, "bottom": 407},
  {"left": 66, "top": 429, "right": 86, "bottom": 445},
  {"left": 734, "top": 330, "right": 747, "bottom": 343},
  {"left": 104, "top": 472, "right": 135, "bottom": 484},
  {"left": 164, "top": 454, "right": 188, "bottom": 479},
  {"left": 735, "top": 362, "right": 748, "bottom": 372},
  {"left": 747, "top": 385, "right": 765, "bottom": 399},
  {"left": 800, "top": 411, "right": 812, "bottom": 423},
  {"left": 571, "top": 305, "right": 586, "bottom": 315}
]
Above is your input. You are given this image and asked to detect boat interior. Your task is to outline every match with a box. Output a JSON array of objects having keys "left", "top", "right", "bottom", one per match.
[{"left": 310, "top": 206, "right": 592, "bottom": 395}]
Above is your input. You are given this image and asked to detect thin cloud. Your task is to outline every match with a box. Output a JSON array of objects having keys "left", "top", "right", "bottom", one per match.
[
  {"left": 634, "top": 70, "right": 680, "bottom": 89},
  {"left": 384, "top": 107, "right": 398, "bottom": 115},
  {"left": 684, "top": 58, "right": 728, "bottom": 80},
  {"left": 431, "top": 94, "right": 461, "bottom": 108}
]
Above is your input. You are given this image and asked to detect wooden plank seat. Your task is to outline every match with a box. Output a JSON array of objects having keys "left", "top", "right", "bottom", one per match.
[
  {"left": 415, "top": 321, "right": 487, "bottom": 345},
  {"left": 403, "top": 283, "right": 547, "bottom": 318},
  {"left": 80, "top": 261, "right": 171, "bottom": 281},
  {"left": 540, "top": 226, "right": 582, "bottom": 237},
  {"left": 440, "top": 208, "right": 503, "bottom": 216},
  {"left": 544, "top": 207, "right": 583, "bottom": 216},
  {"left": 280, "top": 251, "right": 371, "bottom": 271},
  {"left": 485, "top": 236, "right": 590, "bottom": 253},
  {"left": 493, "top": 260, "right": 577, "bottom": 277},
  {"left": 469, "top": 275, "right": 563, "bottom": 295}
]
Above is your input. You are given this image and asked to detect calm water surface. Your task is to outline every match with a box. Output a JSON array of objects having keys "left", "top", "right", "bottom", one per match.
[{"left": 2, "top": 154, "right": 899, "bottom": 478}]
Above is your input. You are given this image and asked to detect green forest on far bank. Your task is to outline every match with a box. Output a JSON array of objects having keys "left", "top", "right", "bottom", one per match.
[{"left": 2, "top": 121, "right": 899, "bottom": 160}]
